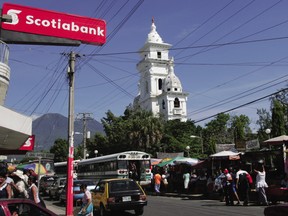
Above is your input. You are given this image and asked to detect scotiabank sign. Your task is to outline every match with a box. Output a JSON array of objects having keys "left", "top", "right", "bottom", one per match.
[{"left": 1, "top": 3, "right": 106, "bottom": 45}]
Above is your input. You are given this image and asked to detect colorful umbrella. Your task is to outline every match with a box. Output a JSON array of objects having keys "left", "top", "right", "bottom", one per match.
[{"left": 17, "top": 163, "right": 47, "bottom": 175}]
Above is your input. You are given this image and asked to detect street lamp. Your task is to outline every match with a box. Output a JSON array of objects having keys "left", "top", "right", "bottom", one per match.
[
  {"left": 265, "top": 128, "right": 271, "bottom": 138},
  {"left": 94, "top": 150, "right": 98, "bottom": 157},
  {"left": 190, "top": 135, "right": 203, "bottom": 154},
  {"left": 86, "top": 153, "right": 89, "bottom": 159},
  {"left": 186, "top": 146, "right": 190, "bottom": 157}
]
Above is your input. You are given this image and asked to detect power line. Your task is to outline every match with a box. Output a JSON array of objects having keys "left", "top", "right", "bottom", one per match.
[
  {"left": 193, "top": 87, "right": 288, "bottom": 123},
  {"left": 85, "top": 35, "right": 288, "bottom": 57}
]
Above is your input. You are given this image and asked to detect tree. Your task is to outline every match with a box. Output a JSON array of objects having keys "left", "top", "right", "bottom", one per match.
[
  {"left": 162, "top": 120, "right": 201, "bottom": 157},
  {"left": 256, "top": 108, "right": 272, "bottom": 142},
  {"left": 204, "top": 113, "right": 230, "bottom": 154},
  {"left": 271, "top": 99, "right": 286, "bottom": 137},
  {"left": 229, "top": 114, "right": 251, "bottom": 148},
  {"left": 49, "top": 139, "right": 68, "bottom": 162}
]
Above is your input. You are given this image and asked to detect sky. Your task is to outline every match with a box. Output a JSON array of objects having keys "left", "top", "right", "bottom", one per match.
[{"left": 1, "top": 0, "right": 288, "bottom": 131}]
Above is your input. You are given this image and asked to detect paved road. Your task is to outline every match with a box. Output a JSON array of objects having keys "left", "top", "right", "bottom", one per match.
[{"left": 44, "top": 195, "right": 267, "bottom": 216}]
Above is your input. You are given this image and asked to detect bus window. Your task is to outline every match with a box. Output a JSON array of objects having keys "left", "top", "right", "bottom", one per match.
[{"left": 118, "top": 161, "right": 127, "bottom": 169}]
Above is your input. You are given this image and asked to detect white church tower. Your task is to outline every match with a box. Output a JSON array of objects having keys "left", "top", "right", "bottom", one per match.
[{"left": 134, "top": 19, "right": 188, "bottom": 122}]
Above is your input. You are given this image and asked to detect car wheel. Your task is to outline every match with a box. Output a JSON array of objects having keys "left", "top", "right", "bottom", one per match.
[
  {"left": 99, "top": 204, "right": 106, "bottom": 216},
  {"left": 134, "top": 207, "right": 144, "bottom": 215}
]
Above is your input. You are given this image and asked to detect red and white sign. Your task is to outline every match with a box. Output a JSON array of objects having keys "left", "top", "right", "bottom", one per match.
[
  {"left": 1, "top": 3, "right": 106, "bottom": 45},
  {"left": 19, "top": 135, "right": 35, "bottom": 151}
]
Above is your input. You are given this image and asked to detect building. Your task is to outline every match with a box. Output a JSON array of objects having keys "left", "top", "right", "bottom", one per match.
[
  {"left": 0, "top": 40, "right": 32, "bottom": 153},
  {"left": 133, "top": 19, "right": 188, "bottom": 122}
]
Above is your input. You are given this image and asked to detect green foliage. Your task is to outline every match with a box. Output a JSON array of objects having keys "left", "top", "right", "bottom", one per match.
[
  {"left": 256, "top": 108, "right": 272, "bottom": 142},
  {"left": 271, "top": 99, "right": 286, "bottom": 137},
  {"left": 49, "top": 139, "right": 68, "bottom": 162}
]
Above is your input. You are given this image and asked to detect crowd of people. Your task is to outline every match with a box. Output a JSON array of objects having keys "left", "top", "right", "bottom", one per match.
[
  {"left": 151, "top": 164, "right": 211, "bottom": 195},
  {"left": 0, "top": 161, "right": 45, "bottom": 209},
  {"left": 151, "top": 160, "right": 288, "bottom": 206}
]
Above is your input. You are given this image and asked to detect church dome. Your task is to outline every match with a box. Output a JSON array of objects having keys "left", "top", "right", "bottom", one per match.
[
  {"left": 163, "top": 60, "right": 182, "bottom": 92},
  {"left": 146, "top": 19, "right": 163, "bottom": 44}
]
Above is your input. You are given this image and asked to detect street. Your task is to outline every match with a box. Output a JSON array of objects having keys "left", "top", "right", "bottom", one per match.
[{"left": 44, "top": 195, "right": 267, "bottom": 216}]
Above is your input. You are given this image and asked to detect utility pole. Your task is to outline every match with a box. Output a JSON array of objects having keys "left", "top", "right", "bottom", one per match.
[
  {"left": 66, "top": 51, "right": 76, "bottom": 216},
  {"left": 77, "top": 113, "right": 92, "bottom": 159}
]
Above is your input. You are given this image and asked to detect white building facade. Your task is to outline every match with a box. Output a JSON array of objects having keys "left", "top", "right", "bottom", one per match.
[{"left": 134, "top": 20, "right": 188, "bottom": 122}]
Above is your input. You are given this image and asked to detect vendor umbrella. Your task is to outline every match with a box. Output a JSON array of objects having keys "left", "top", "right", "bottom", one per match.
[
  {"left": 174, "top": 157, "right": 199, "bottom": 166},
  {"left": 17, "top": 163, "right": 47, "bottom": 175},
  {"left": 157, "top": 156, "right": 185, "bottom": 167},
  {"left": 264, "top": 135, "right": 288, "bottom": 145}
]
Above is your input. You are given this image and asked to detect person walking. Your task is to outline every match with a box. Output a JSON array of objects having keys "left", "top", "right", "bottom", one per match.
[
  {"left": 77, "top": 184, "right": 93, "bottom": 216},
  {"left": 28, "top": 176, "right": 45, "bottom": 207},
  {"left": 254, "top": 164, "right": 269, "bottom": 206},
  {"left": 154, "top": 171, "right": 162, "bottom": 193},
  {"left": 10, "top": 170, "right": 29, "bottom": 199},
  {"left": 236, "top": 166, "right": 250, "bottom": 206},
  {"left": 223, "top": 168, "right": 234, "bottom": 206},
  {"left": 229, "top": 167, "right": 241, "bottom": 205},
  {"left": 183, "top": 170, "right": 190, "bottom": 193}
]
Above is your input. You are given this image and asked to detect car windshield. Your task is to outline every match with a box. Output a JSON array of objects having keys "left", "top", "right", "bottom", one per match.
[
  {"left": 74, "top": 181, "right": 94, "bottom": 187},
  {"left": 109, "top": 180, "right": 140, "bottom": 192}
]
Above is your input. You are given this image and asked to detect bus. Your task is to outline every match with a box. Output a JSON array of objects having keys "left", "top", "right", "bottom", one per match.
[
  {"left": 77, "top": 151, "right": 151, "bottom": 187},
  {"left": 54, "top": 160, "right": 80, "bottom": 178}
]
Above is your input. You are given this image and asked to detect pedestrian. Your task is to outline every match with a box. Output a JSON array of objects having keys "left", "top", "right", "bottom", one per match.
[
  {"left": 183, "top": 170, "right": 190, "bottom": 193},
  {"left": 10, "top": 170, "right": 29, "bottom": 198},
  {"left": 254, "top": 163, "right": 269, "bottom": 206},
  {"left": 223, "top": 168, "right": 234, "bottom": 206},
  {"left": 77, "top": 184, "right": 93, "bottom": 216},
  {"left": 236, "top": 166, "right": 250, "bottom": 206},
  {"left": 28, "top": 176, "right": 45, "bottom": 207},
  {"left": 229, "top": 167, "right": 241, "bottom": 205},
  {"left": 0, "top": 169, "right": 12, "bottom": 199},
  {"left": 154, "top": 171, "right": 162, "bottom": 193}
]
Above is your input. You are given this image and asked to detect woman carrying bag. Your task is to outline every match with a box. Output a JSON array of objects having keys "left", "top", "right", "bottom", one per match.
[{"left": 77, "top": 184, "right": 93, "bottom": 216}]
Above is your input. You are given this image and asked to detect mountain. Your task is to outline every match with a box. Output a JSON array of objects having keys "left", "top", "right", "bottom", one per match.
[{"left": 32, "top": 113, "right": 104, "bottom": 150}]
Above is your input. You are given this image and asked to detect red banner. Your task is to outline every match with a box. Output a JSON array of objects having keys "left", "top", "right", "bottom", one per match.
[{"left": 1, "top": 3, "right": 106, "bottom": 45}]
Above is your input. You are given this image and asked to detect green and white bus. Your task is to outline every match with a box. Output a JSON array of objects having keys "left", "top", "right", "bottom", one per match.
[{"left": 77, "top": 151, "right": 151, "bottom": 187}]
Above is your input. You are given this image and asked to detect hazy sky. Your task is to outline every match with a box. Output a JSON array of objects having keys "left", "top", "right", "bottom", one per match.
[{"left": 2, "top": 0, "right": 288, "bottom": 130}]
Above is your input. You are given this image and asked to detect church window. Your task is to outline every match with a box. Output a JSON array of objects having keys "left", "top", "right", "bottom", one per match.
[
  {"left": 162, "top": 100, "right": 165, "bottom": 109},
  {"left": 158, "top": 79, "right": 162, "bottom": 90},
  {"left": 146, "top": 81, "right": 149, "bottom": 93},
  {"left": 174, "top": 88, "right": 178, "bottom": 91},
  {"left": 174, "top": 98, "right": 180, "bottom": 108},
  {"left": 157, "top": 52, "right": 161, "bottom": 59},
  {"left": 167, "top": 88, "right": 170, "bottom": 91}
]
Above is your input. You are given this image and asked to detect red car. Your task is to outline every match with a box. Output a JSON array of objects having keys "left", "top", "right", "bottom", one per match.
[{"left": 0, "top": 198, "right": 57, "bottom": 216}]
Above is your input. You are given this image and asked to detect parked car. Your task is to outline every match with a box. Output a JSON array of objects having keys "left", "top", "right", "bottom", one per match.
[
  {"left": 48, "top": 177, "right": 66, "bottom": 200},
  {"left": 59, "top": 179, "right": 96, "bottom": 204},
  {"left": 0, "top": 198, "right": 57, "bottom": 216},
  {"left": 39, "top": 175, "right": 59, "bottom": 195},
  {"left": 91, "top": 178, "right": 147, "bottom": 216}
]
